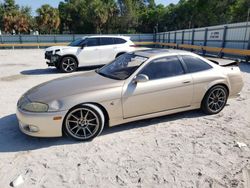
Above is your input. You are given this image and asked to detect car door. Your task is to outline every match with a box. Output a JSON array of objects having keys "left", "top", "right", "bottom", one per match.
[
  {"left": 77, "top": 37, "right": 101, "bottom": 66},
  {"left": 122, "top": 56, "right": 194, "bottom": 118},
  {"left": 180, "top": 55, "right": 214, "bottom": 104},
  {"left": 98, "top": 37, "right": 117, "bottom": 64}
]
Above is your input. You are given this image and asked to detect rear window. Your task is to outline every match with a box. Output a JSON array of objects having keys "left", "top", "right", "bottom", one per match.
[
  {"left": 100, "top": 37, "right": 114, "bottom": 46},
  {"left": 114, "top": 38, "right": 127, "bottom": 44},
  {"left": 182, "top": 55, "right": 212, "bottom": 73}
]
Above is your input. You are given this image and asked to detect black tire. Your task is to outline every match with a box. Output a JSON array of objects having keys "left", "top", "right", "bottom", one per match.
[
  {"left": 201, "top": 85, "right": 228, "bottom": 115},
  {"left": 59, "top": 56, "right": 78, "bottom": 73},
  {"left": 63, "top": 104, "right": 105, "bottom": 141},
  {"left": 55, "top": 64, "right": 60, "bottom": 70}
]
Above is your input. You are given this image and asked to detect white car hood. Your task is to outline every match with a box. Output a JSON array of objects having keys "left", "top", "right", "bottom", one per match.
[{"left": 45, "top": 46, "right": 76, "bottom": 52}]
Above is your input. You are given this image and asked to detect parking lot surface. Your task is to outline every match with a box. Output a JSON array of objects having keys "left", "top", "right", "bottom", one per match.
[{"left": 0, "top": 49, "right": 250, "bottom": 187}]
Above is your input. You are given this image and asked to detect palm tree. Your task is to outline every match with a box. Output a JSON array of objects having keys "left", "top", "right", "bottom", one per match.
[
  {"left": 88, "top": 0, "right": 118, "bottom": 34},
  {"left": 36, "top": 4, "right": 60, "bottom": 34},
  {"left": 3, "top": 10, "right": 30, "bottom": 34}
]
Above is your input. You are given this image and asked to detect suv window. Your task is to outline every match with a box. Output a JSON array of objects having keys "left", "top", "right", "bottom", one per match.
[
  {"left": 182, "top": 55, "right": 212, "bottom": 73},
  {"left": 86, "top": 38, "right": 99, "bottom": 47},
  {"left": 100, "top": 37, "right": 114, "bottom": 46},
  {"left": 68, "top": 38, "right": 86, "bottom": 47},
  {"left": 114, "top": 38, "right": 127, "bottom": 44},
  {"left": 140, "top": 56, "right": 185, "bottom": 80}
]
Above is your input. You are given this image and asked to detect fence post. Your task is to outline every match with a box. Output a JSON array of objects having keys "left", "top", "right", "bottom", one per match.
[
  {"left": 182, "top": 30, "right": 184, "bottom": 44},
  {"left": 204, "top": 28, "right": 208, "bottom": 46},
  {"left": 19, "top": 35, "right": 22, "bottom": 44},
  {"left": 168, "top": 32, "right": 170, "bottom": 43},
  {"left": 19, "top": 35, "right": 22, "bottom": 49},
  {"left": 203, "top": 28, "right": 208, "bottom": 55},
  {"left": 220, "top": 26, "right": 228, "bottom": 58},
  {"left": 221, "top": 26, "right": 227, "bottom": 48},
  {"left": 174, "top": 31, "right": 177, "bottom": 44},
  {"left": 246, "top": 30, "right": 250, "bottom": 62},
  {"left": 191, "top": 29, "right": 195, "bottom": 45},
  {"left": 36, "top": 35, "right": 39, "bottom": 49},
  {"left": 54, "top": 35, "right": 57, "bottom": 43}
]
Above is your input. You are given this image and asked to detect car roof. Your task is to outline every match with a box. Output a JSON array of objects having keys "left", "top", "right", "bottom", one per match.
[
  {"left": 133, "top": 48, "right": 194, "bottom": 58},
  {"left": 87, "top": 35, "right": 130, "bottom": 40}
]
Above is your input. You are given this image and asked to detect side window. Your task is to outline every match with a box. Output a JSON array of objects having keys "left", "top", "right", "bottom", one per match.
[
  {"left": 100, "top": 38, "right": 114, "bottom": 46},
  {"left": 86, "top": 38, "right": 99, "bottom": 47},
  {"left": 182, "top": 55, "right": 212, "bottom": 73},
  {"left": 114, "top": 38, "right": 126, "bottom": 44},
  {"left": 140, "top": 56, "right": 185, "bottom": 80}
]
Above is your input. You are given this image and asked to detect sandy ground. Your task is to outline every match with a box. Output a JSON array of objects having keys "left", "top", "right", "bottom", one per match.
[{"left": 0, "top": 49, "right": 250, "bottom": 188}]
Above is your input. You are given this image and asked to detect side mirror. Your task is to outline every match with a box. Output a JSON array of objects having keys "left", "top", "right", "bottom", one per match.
[
  {"left": 133, "top": 74, "right": 149, "bottom": 83},
  {"left": 81, "top": 43, "right": 86, "bottom": 49}
]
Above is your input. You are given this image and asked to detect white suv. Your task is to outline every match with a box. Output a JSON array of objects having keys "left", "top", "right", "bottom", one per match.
[{"left": 45, "top": 35, "right": 136, "bottom": 73}]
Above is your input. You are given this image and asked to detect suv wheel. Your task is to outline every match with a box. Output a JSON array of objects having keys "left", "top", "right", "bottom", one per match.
[{"left": 60, "top": 56, "right": 77, "bottom": 73}]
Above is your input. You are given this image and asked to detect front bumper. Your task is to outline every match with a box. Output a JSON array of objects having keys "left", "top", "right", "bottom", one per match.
[
  {"left": 16, "top": 107, "right": 67, "bottom": 137},
  {"left": 46, "top": 54, "right": 61, "bottom": 67}
]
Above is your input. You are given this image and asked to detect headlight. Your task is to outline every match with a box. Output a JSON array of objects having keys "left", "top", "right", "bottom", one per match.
[{"left": 21, "top": 102, "right": 49, "bottom": 112}]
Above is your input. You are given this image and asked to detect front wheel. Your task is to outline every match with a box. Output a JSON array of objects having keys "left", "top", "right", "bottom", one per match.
[
  {"left": 59, "top": 56, "right": 78, "bottom": 73},
  {"left": 201, "top": 85, "right": 228, "bottom": 115},
  {"left": 63, "top": 104, "right": 105, "bottom": 141}
]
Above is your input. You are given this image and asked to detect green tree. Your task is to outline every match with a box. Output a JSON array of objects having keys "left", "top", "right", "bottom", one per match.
[
  {"left": 230, "top": 0, "right": 250, "bottom": 22},
  {"left": 1, "top": 0, "right": 32, "bottom": 34},
  {"left": 59, "top": 0, "right": 117, "bottom": 34},
  {"left": 36, "top": 4, "right": 60, "bottom": 34}
]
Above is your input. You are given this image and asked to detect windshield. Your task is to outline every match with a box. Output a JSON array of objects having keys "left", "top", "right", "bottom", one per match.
[
  {"left": 97, "top": 53, "right": 148, "bottom": 80},
  {"left": 68, "top": 38, "right": 86, "bottom": 46}
]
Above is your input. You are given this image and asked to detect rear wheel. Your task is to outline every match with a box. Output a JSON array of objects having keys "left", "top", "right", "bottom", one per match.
[
  {"left": 59, "top": 56, "right": 77, "bottom": 73},
  {"left": 201, "top": 85, "right": 228, "bottom": 115},
  {"left": 63, "top": 104, "right": 105, "bottom": 141}
]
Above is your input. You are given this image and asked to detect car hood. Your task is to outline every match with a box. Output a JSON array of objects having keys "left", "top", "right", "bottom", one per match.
[
  {"left": 45, "top": 46, "right": 77, "bottom": 52},
  {"left": 24, "top": 71, "right": 124, "bottom": 103}
]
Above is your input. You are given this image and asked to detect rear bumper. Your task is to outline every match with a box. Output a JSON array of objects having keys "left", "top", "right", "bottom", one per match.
[{"left": 16, "top": 108, "right": 67, "bottom": 137}]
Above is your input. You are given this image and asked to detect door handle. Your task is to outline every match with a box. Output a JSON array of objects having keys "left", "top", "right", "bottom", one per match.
[{"left": 183, "top": 81, "right": 191, "bottom": 84}]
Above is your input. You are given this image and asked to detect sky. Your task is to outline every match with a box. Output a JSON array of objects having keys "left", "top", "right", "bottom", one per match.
[{"left": 7, "top": 0, "right": 179, "bottom": 15}]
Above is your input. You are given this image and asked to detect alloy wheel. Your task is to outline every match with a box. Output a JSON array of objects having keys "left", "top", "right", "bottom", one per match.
[
  {"left": 207, "top": 87, "right": 227, "bottom": 113},
  {"left": 61, "top": 58, "right": 76, "bottom": 72},
  {"left": 65, "top": 108, "right": 100, "bottom": 140}
]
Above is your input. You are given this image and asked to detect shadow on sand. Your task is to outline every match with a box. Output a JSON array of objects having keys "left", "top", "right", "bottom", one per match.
[
  {"left": 0, "top": 110, "right": 204, "bottom": 153},
  {"left": 20, "top": 66, "right": 103, "bottom": 75}
]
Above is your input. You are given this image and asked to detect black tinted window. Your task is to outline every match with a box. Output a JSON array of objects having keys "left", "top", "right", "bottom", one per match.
[
  {"left": 68, "top": 38, "right": 86, "bottom": 46},
  {"left": 182, "top": 55, "right": 212, "bottom": 73},
  {"left": 140, "top": 56, "right": 184, "bottom": 80},
  {"left": 114, "top": 38, "right": 126, "bottom": 44},
  {"left": 100, "top": 37, "right": 114, "bottom": 45},
  {"left": 86, "top": 38, "right": 99, "bottom": 47}
]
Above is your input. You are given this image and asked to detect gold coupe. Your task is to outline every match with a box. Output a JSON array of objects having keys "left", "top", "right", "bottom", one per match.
[{"left": 17, "top": 49, "right": 243, "bottom": 141}]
